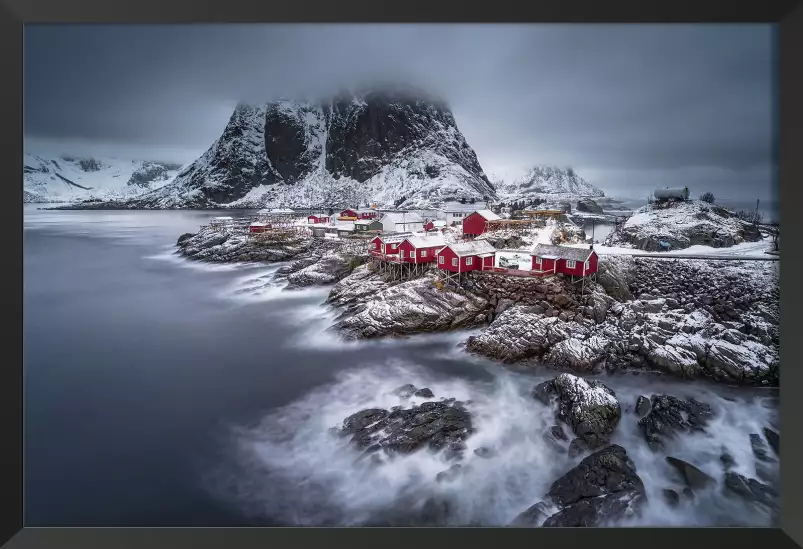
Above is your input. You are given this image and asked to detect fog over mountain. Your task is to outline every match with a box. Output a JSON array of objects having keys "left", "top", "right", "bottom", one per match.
[{"left": 24, "top": 24, "right": 776, "bottom": 202}]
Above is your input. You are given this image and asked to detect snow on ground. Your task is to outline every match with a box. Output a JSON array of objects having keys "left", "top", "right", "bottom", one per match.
[
  {"left": 565, "top": 238, "right": 774, "bottom": 258},
  {"left": 495, "top": 251, "right": 532, "bottom": 270}
]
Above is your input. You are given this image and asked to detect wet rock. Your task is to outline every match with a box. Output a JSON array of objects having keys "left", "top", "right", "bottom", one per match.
[
  {"left": 510, "top": 501, "right": 552, "bottom": 527},
  {"left": 635, "top": 395, "right": 651, "bottom": 418},
  {"left": 665, "top": 456, "right": 714, "bottom": 490},
  {"left": 436, "top": 463, "right": 465, "bottom": 483},
  {"left": 723, "top": 472, "right": 779, "bottom": 513},
  {"left": 533, "top": 373, "right": 621, "bottom": 450},
  {"left": 720, "top": 448, "right": 736, "bottom": 470},
  {"left": 393, "top": 384, "right": 419, "bottom": 399},
  {"left": 637, "top": 395, "right": 713, "bottom": 451},
  {"left": 550, "top": 425, "right": 569, "bottom": 441},
  {"left": 414, "top": 388, "right": 435, "bottom": 398},
  {"left": 539, "top": 445, "right": 646, "bottom": 527},
  {"left": 662, "top": 489, "right": 680, "bottom": 508},
  {"left": 750, "top": 433, "right": 773, "bottom": 463},
  {"left": 763, "top": 428, "right": 779, "bottom": 457},
  {"left": 339, "top": 400, "right": 473, "bottom": 456},
  {"left": 473, "top": 447, "right": 496, "bottom": 459}
]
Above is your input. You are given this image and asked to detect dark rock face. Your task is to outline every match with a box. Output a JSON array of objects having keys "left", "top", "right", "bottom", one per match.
[
  {"left": 637, "top": 395, "right": 713, "bottom": 451},
  {"left": 338, "top": 400, "right": 474, "bottom": 457},
  {"left": 534, "top": 373, "right": 621, "bottom": 452},
  {"left": 723, "top": 472, "right": 779, "bottom": 514},
  {"left": 519, "top": 445, "right": 646, "bottom": 527},
  {"left": 665, "top": 457, "right": 715, "bottom": 490},
  {"left": 763, "top": 428, "right": 780, "bottom": 457},
  {"left": 125, "top": 88, "right": 496, "bottom": 208}
]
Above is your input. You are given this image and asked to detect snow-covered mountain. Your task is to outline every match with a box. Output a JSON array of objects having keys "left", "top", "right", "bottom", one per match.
[
  {"left": 107, "top": 89, "right": 498, "bottom": 210},
  {"left": 23, "top": 154, "right": 184, "bottom": 203},
  {"left": 495, "top": 166, "right": 605, "bottom": 202}
]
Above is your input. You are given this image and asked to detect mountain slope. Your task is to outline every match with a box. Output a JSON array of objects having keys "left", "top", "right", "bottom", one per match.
[
  {"left": 121, "top": 89, "right": 497, "bottom": 210},
  {"left": 24, "top": 154, "right": 183, "bottom": 203},
  {"left": 496, "top": 166, "right": 605, "bottom": 202}
]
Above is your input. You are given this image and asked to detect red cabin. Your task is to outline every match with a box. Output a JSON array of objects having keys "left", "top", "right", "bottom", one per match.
[
  {"left": 249, "top": 222, "right": 268, "bottom": 234},
  {"left": 436, "top": 241, "right": 497, "bottom": 273},
  {"left": 369, "top": 233, "right": 413, "bottom": 257},
  {"left": 355, "top": 209, "right": 378, "bottom": 219},
  {"left": 531, "top": 244, "right": 598, "bottom": 276},
  {"left": 398, "top": 235, "right": 447, "bottom": 264},
  {"left": 340, "top": 208, "right": 359, "bottom": 218},
  {"left": 462, "top": 210, "right": 502, "bottom": 237},
  {"left": 307, "top": 215, "right": 330, "bottom": 224}
]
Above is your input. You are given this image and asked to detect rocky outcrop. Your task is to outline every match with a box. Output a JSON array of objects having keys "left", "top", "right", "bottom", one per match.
[
  {"left": 576, "top": 198, "right": 604, "bottom": 214},
  {"left": 176, "top": 226, "right": 324, "bottom": 263},
  {"left": 336, "top": 397, "right": 473, "bottom": 459},
  {"left": 512, "top": 445, "right": 646, "bottom": 527},
  {"left": 637, "top": 395, "right": 713, "bottom": 451},
  {"left": 723, "top": 472, "right": 779, "bottom": 515},
  {"left": 467, "top": 257, "right": 779, "bottom": 386},
  {"left": 604, "top": 200, "right": 763, "bottom": 251},
  {"left": 280, "top": 252, "right": 366, "bottom": 288},
  {"left": 497, "top": 166, "right": 605, "bottom": 203},
  {"left": 533, "top": 374, "right": 621, "bottom": 453},
  {"left": 331, "top": 273, "right": 489, "bottom": 340}
]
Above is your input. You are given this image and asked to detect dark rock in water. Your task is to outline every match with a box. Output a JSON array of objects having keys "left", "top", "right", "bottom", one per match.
[
  {"left": 393, "top": 384, "right": 419, "bottom": 399},
  {"left": 510, "top": 501, "right": 551, "bottom": 527},
  {"left": 682, "top": 487, "right": 695, "bottom": 501},
  {"left": 763, "top": 427, "right": 780, "bottom": 457},
  {"left": 568, "top": 438, "right": 591, "bottom": 458},
  {"left": 473, "top": 447, "right": 496, "bottom": 459},
  {"left": 723, "top": 472, "right": 779, "bottom": 512},
  {"left": 638, "top": 395, "right": 713, "bottom": 451},
  {"left": 436, "top": 463, "right": 465, "bottom": 483},
  {"left": 550, "top": 425, "right": 569, "bottom": 442},
  {"left": 720, "top": 448, "right": 736, "bottom": 470},
  {"left": 444, "top": 442, "right": 467, "bottom": 462},
  {"left": 534, "top": 373, "right": 621, "bottom": 451},
  {"left": 576, "top": 198, "right": 604, "bottom": 215},
  {"left": 750, "top": 433, "right": 772, "bottom": 463},
  {"left": 414, "top": 387, "right": 434, "bottom": 398},
  {"left": 177, "top": 232, "right": 195, "bottom": 246},
  {"left": 662, "top": 489, "right": 680, "bottom": 508},
  {"left": 339, "top": 400, "right": 473, "bottom": 456},
  {"left": 539, "top": 445, "right": 646, "bottom": 527},
  {"left": 665, "top": 457, "right": 714, "bottom": 490},
  {"left": 635, "top": 395, "right": 651, "bottom": 418}
]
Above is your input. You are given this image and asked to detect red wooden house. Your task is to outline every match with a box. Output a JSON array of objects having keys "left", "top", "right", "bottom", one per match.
[
  {"left": 249, "top": 222, "right": 268, "bottom": 234},
  {"left": 307, "top": 215, "right": 331, "bottom": 224},
  {"left": 355, "top": 209, "right": 378, "bottom": 220},
  {"left": 530, "top": 244, "right": 598, "bottom": 277},
  {"left": 369, "top": 232, "right": 413, "bottom": 256},
  {"left": 340, "top": 208, "right": 359, "bottom": 218},
  {"left": 462, "top": 210, "right": 502, "bottom": 237},
  {"left": 436, "top": 240, "right": 497, "bottom": 273},
  {"left": 398, "top": 235, "right": 447, "bottom": 264}
]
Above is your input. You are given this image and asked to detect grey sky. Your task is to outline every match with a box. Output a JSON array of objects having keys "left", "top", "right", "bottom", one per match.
[{"left": 24, "top": 24, "right": 776, "bottom": 201}]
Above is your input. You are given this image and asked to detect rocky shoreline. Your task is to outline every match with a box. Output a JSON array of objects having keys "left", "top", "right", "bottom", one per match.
[
  {"left": 334, "top": 375, "right": 779, "bottom": 526},
  {"left": 174, "top": 228, "right": 779, "bottom": 387}
]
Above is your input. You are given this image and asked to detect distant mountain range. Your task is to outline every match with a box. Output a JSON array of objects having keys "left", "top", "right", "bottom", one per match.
[
  {"left": 26, "top": 87, "right": 607, "bottom": 210},
  {"left": 23, "top": 154, "right": 184, "bottom": 203}
]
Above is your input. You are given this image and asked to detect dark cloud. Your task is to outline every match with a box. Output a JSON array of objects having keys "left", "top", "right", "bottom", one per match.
[{"left": 24, "top": 24, "right": 775, "bottom": 200}]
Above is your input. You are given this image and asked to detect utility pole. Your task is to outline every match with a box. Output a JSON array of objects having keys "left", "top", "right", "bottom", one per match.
[{"left": 754, "top": 198, "right": 760, "bottom": 225}]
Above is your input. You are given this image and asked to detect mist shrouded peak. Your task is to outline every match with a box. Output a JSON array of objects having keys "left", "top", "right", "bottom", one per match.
[{"left": 130, "top": 87, "right": 496, "bottom": 209}]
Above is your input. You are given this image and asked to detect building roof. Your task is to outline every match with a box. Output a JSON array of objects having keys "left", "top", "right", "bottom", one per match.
[
  {"left": 250, "top": 222, "right": 267, "bottom": 227},
  {"left": 354, "top": 219, "right": 380, "bottom": 226},
  {"left": 211, "top": 216, "right": 234, "bottom": 221},
  {"left": 441, "top": 201, "right": 487, "bottom": 212},
  {"left": 404, "top": 234, "right": 447, "bottom": 249},
  {"left": 441, "top": 240, "right": 498, "bottom": 257},
  {"left": 470, "top": 209, "right": 501, "bottom": 221},
  {"left": 337, "top": 225, "right": 355, "bottom": 232},
  {"left": 531, "top": 244, "right": 594, "bottom": 262},
  {"left": 378, "top": 232, "right": 414, "bottom": 243},
  {"left": 381, "top": 212, "right": 424, "bottom": 224}
]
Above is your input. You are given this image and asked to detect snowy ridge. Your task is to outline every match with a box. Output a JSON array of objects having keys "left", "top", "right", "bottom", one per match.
[
  {"left": 96, "top": 89, "right": 498, "bottom": 210},
  {"left": 23, "top": 153, "right": 183, "bottom": 203},
  {"left": 496, "top": 166, "right": 605, "bottom": 202}
]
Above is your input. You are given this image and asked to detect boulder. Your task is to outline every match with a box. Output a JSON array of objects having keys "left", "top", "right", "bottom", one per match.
[
  {"left": 637, "top": 395, "right": 713, "bottom": 451},
  {"left": 665, "top": 456, "right": 715, "bottom": 490},
  {"left": 533, "top": 373, "right": 621, "bottom": 450}
]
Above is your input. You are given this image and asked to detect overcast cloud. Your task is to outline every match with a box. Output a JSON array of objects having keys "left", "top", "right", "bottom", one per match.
[{"left": 24, "top": 24, "right": 776, "bottom": 201}]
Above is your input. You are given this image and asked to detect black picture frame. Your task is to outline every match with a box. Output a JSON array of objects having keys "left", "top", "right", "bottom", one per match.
[{"left": 3, "top": 1, "right": 802, "bottom": 547}]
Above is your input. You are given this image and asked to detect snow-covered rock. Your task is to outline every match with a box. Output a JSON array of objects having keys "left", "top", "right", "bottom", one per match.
[
  {"left": 23, "top": 153, "right": 183, "bottom": 203},
  {"left": 176, "top": 226, "right": 322, "bottom": 263},
  {"left": 89, "top": 88, "right": 497, "bottom": 210},
  {"left": 533, "top": 373, "right": 622, "bottom": 451},
  {"left": 331, "top": 273, "right": 489, "bottom": 340},
  {"left": 604, "top": 200, "right": 763, "bottom": 251}
]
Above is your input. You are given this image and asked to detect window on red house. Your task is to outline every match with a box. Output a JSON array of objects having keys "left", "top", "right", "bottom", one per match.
[
  {"left": 452, "top": 258, "right": 458, "bottom": 267},
  {"left": 439, "top": 256, "right": 444, "bottom": 264},
  {"left": 422, "top": 250, "right": 427, "bottom": 257},
  {"left": 466, "top": 257, "right": 473, "bottom": 266},
  {"left": 566, "top": 260, "right": 576, "bottom": 269}
]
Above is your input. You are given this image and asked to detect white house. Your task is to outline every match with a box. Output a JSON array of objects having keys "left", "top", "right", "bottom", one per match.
[
  {"left": 440, "top": 201, "right": 488, "bottom": 227},
  {"left": 378, "top": 212, "right": 425, "bottom": 233}
]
